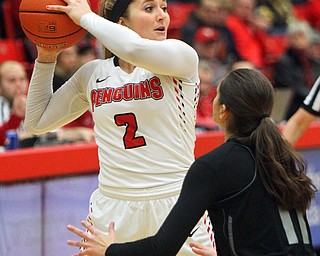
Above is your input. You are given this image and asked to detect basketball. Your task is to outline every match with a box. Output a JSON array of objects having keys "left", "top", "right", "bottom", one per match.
[{"left": 19, "top": 0, "right": 87, "bottom": 49}]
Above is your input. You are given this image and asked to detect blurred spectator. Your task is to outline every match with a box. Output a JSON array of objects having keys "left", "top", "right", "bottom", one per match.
[
  {"left": 0, "top": 60, "right": 95, "bottom": 149},
  {"left": 274, "top": 20, "right": 320, "bottom": 120},
  {"left": 251, "top": 1, "right": 295, "bottom": 68},
  {"left": 180, "top": 0, "right": 239, "bottom": 63},
  {"left": 196, "top": 59, "right": 218, "bottom": 132},
  {"left": 53, "top": 45, "right": 80, "bottom": 92},
  {"left": 53, "top": 41, "right": 99, "bottom": 92},
  {"left": 0, "top": 60, "right": 28, "bottom": 146},
  {"left": 256, "top": 0, "right": 294, "bottom": 35},
  {"left": 194, "top": 26, "right": 228, "bottom": 85},
  {"left": 77, "top": 42, "right": 98, "bottom": 66},
  {"left": 225, "top": 0, "right": 269, "bottom": 68},
  {"left": 292, "top": 0, "right": 320, "bottom": 31},
  {"left": 310, "top": 29, "right": 320, "bottom": 63}
]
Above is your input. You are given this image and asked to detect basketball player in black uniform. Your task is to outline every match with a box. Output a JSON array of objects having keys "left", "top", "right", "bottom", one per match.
[{"left": 66, "top": 69, "right": 317, "bottom": 256}]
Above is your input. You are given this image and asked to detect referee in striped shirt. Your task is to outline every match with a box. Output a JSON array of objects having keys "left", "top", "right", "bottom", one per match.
[{"left": 283, "top": 76, "right": 320, "bottom": 145}]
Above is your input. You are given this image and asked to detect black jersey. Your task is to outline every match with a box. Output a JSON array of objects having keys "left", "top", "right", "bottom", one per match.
[{"left": 106, "top": 139, "right": 316, "bottom": 256}]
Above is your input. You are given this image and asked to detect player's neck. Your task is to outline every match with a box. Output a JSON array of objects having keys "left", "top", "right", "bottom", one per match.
[{"left": 118, "top": 58, "right": 136, "bottom": 74}]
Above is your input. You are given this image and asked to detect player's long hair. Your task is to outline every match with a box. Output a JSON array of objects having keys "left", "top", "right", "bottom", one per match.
[
  {"left": 219, "top": 68, "right": 317, "bottom": 212},
  {"left": 99, "top": 0, "right": 131, "bottom": 59}
]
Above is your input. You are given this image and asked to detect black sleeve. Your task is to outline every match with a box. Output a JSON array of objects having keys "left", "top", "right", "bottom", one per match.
[
  {"left": 106, "top": 160, "right": 218, "bottom": 256},
  {"left": 106, "top": 142, "right": 256, "bottom": 255}
]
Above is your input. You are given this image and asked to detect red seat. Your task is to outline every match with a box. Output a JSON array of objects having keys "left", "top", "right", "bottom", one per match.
[
  {"left": 0, "top": 0, "right": 26, "bottom": 63},
  {"left": 0, "top": 39, "right": 26, "bottom": 63}
]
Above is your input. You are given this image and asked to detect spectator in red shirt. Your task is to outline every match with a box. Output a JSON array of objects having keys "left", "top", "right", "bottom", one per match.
[
  {"left": 180, "top": 0, "right": 239, "bottom": 64},
  {"left": 225, "top": 0, "right": 269, "bottom": 68}
]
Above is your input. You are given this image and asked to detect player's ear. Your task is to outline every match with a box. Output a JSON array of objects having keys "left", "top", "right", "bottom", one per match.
[
  {"left": 118, "top": 17, "right": 128, "bottom": 27},
  {"left": 220, "top": 104, "right": 228, "bottom": 119},
  {"left": 221, "top": 104, "right": 226, "bottom": 113}
]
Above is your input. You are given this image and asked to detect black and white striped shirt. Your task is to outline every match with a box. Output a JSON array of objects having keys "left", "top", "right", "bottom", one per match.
[
  {"left": 303, "top": 76, "right": 320, "bottom": 117},
  {"left": 0, "top": 96, "right": 11, "bottom": 125}
]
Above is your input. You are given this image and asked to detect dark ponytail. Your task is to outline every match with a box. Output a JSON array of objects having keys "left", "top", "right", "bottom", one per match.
[{"left": 219, "top": 69, "right": 317, "bottom": 212}]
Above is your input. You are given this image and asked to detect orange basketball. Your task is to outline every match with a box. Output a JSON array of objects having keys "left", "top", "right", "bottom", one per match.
[{"left": 19, "top": 0, "right": 87, "bottom": 49}]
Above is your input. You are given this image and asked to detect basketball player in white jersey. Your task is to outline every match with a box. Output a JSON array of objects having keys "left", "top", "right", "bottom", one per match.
[{"left": 24, "top": 0, "right": 214, "bottom": 254}]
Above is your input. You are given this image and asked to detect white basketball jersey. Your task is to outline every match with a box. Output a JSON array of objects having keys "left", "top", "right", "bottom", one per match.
[
  {"left": 86, "top": 58, "right": 199, "bottom": 189},
  {"left": 25, "top": 12, "right": 201, "bottom": 190}
]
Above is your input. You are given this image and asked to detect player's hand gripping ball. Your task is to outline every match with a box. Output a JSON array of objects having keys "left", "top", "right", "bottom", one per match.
[{"left": 19, "top": 0, "right": 87, "bottom": 49}]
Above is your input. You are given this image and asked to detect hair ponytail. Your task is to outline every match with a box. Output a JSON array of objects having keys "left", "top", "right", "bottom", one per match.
[
  {"left": 219, "top": 69, "right": 316, "bottom": 212},
  {"left": 252, "top": 117, "right": 315, "bottom": 212}
]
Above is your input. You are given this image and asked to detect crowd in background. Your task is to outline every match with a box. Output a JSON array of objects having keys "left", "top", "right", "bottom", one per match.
[
  {"left": 0, "top": 39, "right": 98, "bottom": 150},
  {"left": 172, "top": 0, "right": 320, "bottom": 131},
  {"left": 0, "top": 0, "right": 320, "bottom": 147}
]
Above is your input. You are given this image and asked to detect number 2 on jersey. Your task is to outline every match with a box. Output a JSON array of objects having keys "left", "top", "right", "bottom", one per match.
[{"left": 114, "top": 113, "right": 146, "bottom": 149}]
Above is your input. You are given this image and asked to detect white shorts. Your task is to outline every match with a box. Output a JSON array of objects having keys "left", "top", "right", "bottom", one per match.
[{"left": 86, "top": 182, "right": 214, "bottom": 255}]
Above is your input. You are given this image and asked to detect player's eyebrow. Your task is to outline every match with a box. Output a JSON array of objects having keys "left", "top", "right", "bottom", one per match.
[{"left": 141, "top": 0, "right": 167, "bottom": 4}]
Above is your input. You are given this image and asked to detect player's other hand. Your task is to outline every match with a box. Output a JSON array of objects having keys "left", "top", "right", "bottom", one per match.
[
  {"left": 36, "top": 45, "right": 62, "bottom": 63},
  {"left": 67, "top": 220, "right": 115, "bottom": 256},
  {"left": 190, "top": 242, "right": 217, "bottom": 256}
]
